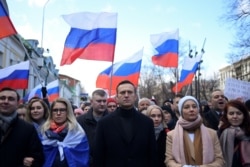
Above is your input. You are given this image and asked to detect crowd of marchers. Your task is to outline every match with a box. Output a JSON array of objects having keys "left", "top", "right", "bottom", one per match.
[{"left": 0, "top": 80, "right": 250, "bottom": 167}]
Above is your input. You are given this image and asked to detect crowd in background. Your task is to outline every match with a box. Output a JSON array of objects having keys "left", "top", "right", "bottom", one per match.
[{"left": 0, "top": 80, "right": 250, "bottom": 167}]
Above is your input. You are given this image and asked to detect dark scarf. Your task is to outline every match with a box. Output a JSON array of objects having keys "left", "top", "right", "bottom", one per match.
[
  {"left": 154, "top": 124, "right": 164, "bottom": 140},
  {"left": 0, "top": 112, "right": 17, "bottom": 143},
  {"left": 0, "top": 112, "right": 17, "bottom": 134}
]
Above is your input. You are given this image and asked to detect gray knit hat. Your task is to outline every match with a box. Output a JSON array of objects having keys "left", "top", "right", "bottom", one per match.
[{"left": 178, "top": 96, "right": 199, "bottom": 116}]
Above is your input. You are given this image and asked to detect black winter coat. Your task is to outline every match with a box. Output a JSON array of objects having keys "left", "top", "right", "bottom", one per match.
[{"left": 0, "top": 116, "right": 44, "bottom": 167}]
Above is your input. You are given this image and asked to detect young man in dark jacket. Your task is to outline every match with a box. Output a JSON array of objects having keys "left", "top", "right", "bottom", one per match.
[{"left": 0, "top": 87, "right": 44, "bottom": 167}]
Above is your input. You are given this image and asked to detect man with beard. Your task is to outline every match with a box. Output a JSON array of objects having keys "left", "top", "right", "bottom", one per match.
[{"left": 203, "top": 89, "right": 227, "bottom": 130}]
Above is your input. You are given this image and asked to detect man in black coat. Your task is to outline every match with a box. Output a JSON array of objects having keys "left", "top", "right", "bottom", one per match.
[
  {"left": 0, "top": 87, "right": 44, "bottom": 167},
  {"left": 94, "top": 80, "right": 158, "bottom": 167},
  {"left": 203, "top": 89, "right": 227, "bottom": 130},
  {"left": 77, "top": 89, "right": 109, "bottom": 167}
]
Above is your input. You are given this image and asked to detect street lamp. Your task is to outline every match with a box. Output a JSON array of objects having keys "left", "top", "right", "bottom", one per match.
[{"left": 41, "top": 0, "right": 50, "bottom": 48}]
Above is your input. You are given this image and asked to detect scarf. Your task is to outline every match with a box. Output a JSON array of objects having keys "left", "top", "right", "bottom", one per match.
[
  {"left": 42, "top": 123, "right": 89, "bottom": 167},
  {"left": 172, "top": 115, "right": 214, "bottom": 165},
  {"left": 183, "top": 128, "right": 202, "bottom": 165},
  {"left": 50, "top": 121, "right": 67, "bottom": 133},
  {"left": 220, "top": 126, "right": 250, "bottom": 167},
  {"left": 154, "top": 123, "right": 164, "bottom": 140},
  {"left": 0, "top": 112, "right": 17, "bottom": 134}
]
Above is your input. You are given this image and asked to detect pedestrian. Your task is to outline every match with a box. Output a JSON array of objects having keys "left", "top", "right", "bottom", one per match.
[
  {"left": 219, "top": 100, "right": 250, "bottom": 167},
  {"left": 165, "top": 95, "right": 224, "bottom": 167},
  {"left": 77, "top": 89, "right": 108, "bottom": 167},
  {"left": 94, "top": 80, "right": 158, "bottom": 167},
  {"left": 0, "top": 87, "right": 44, "bottom": 167},
  {"left": 203, "top": 89, "right": 227, "bottom": 130},
  {"left": 146, "top": 105, "right": 168, "bottom": 167},
  {"left": 41, "top": 97, "right": 89, "bottom": 167},
  {"left": 26, "top": 98, "right": 49, "bottom": 139}
]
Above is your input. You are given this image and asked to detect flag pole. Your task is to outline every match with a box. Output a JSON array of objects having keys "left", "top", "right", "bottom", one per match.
[
  {"left": 197, "top": 38, "right": 206, "bottom": 101},
  {"left": 109, "top": 61, "right": 114, "bottom": 96}
]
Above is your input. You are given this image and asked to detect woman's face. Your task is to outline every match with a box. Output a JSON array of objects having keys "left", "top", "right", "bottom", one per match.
[
  {"left": 227, "top": 106, "right": 244, "bottom": 127},
  {"left": 52, "top": 102, "right": 67, "bottom": 125},
  {"left": 149, "top": 108, "right": 163, "bottom": 127},
  {"left": 182, "top": 100, "right": 199, "bottom": 121},
  {"left": 30, "top": 101, "right": 45, "bottom": 122}
]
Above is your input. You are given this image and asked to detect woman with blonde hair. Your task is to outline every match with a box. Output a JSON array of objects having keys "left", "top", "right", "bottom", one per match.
[
  {"left": 26, "top": 98, "right": 49, "bottom": 139},
  {"left": 146, "top": 105, "right": 168, "bottom": 167},
  {"left": 41, "top": 98, "right": 89, "bottom": 167},
  {"left": 165, "top": 96, "right": 224, "bottom": 167}
]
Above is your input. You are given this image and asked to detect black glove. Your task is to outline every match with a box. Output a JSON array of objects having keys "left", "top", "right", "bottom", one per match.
[{"left": 41, "top": 87, "right": 47, "bottom": 98}]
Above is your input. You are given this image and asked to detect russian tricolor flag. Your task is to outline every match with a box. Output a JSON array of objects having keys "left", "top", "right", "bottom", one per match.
[
  {"left": 150, "top": 29, "right": 179, "bottom": 67},
  {"left": 23, "top": 80, "right": 60, "bottom": 102},
  {"left": 96, "top": 49, "right": 143, "bottom": 95},
  {"left": 60, "top": 12, "right": 117, "bottom": 66},
  {"left": 0, "top": 61, "right": 29, "bottom": 89},
  {"left": 172, "top": 54, "right": 202, "bottom": 93},
  {"left": 0, "top": 1, "right": 17, "bottom": 39}
]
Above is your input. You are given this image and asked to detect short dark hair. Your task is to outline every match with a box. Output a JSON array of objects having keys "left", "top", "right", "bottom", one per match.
[
  {"left": 0, "top": 87, "right": 20, "bottom": 101},
  {"left": 92, "top": 89, "right": 107, "bottom": 97},
  {"left": 116, "top": 80, "right": 137, "bottom": 94}
]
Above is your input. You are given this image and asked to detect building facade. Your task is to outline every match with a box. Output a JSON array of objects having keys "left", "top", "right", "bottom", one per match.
[{"left": 219, "top": 55, "right": 250, "bottom": 90}]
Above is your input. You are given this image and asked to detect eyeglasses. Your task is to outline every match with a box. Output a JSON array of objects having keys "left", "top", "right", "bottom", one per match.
[
  {"left": 107, "top": 105, "right": 117, "bottom": 108},
  {"left": 52, "top": 108, "right": 67, "bottom": 113},
  {"left": 0, "top": 96, "right": 16, "bottom": 101}
]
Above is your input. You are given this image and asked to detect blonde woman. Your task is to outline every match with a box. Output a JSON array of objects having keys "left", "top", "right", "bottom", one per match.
[
  {"left": 26, "top": 98, "right": 49, "bottom": 139},
  {"left": 41, "top": 98, "right": 89, "bottom": 167},
  {"left": 165, "top": 96, "right": 224, "bottom": 167},
  {"left": 146, "top": 105, "right": 168, "bottom": 167}
]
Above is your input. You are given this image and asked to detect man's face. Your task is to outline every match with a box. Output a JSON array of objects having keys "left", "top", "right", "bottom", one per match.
[
  {"left": 173, "top": 97, "right": 181, "bottom": 112},
  {"left": 91, "top": 94, "right": 107, "bottom": 115},
  {"left": 138, "top": 100, "right": 150, "bottom": 111},
  {"left": 211, "top": 90, "right": 226, "bottom": 111},
  {"left": 0, "top": 90, "right": 19, "bottom": 115},
  {"left": 116, "top": 83, "right": 137, "bottom": 109}
]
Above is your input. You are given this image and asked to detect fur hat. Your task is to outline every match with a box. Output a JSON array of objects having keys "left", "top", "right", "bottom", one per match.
[{"left": 178, "top": 96, "right": 199, "bottom": 116}]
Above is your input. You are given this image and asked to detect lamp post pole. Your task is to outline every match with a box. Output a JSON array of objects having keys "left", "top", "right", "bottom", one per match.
[{"left": 41, "top": 0, "right": 50, "bottom": 48}]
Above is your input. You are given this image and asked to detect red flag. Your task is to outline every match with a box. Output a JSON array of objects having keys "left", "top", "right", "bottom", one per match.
[{"left": 0, "top": 1, "right": 17, "bottom": 39}]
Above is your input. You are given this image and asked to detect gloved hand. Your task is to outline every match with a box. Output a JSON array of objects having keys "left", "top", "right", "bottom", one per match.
[{"left": 41, "top": 87, "right": 47, "bottom": 98}]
